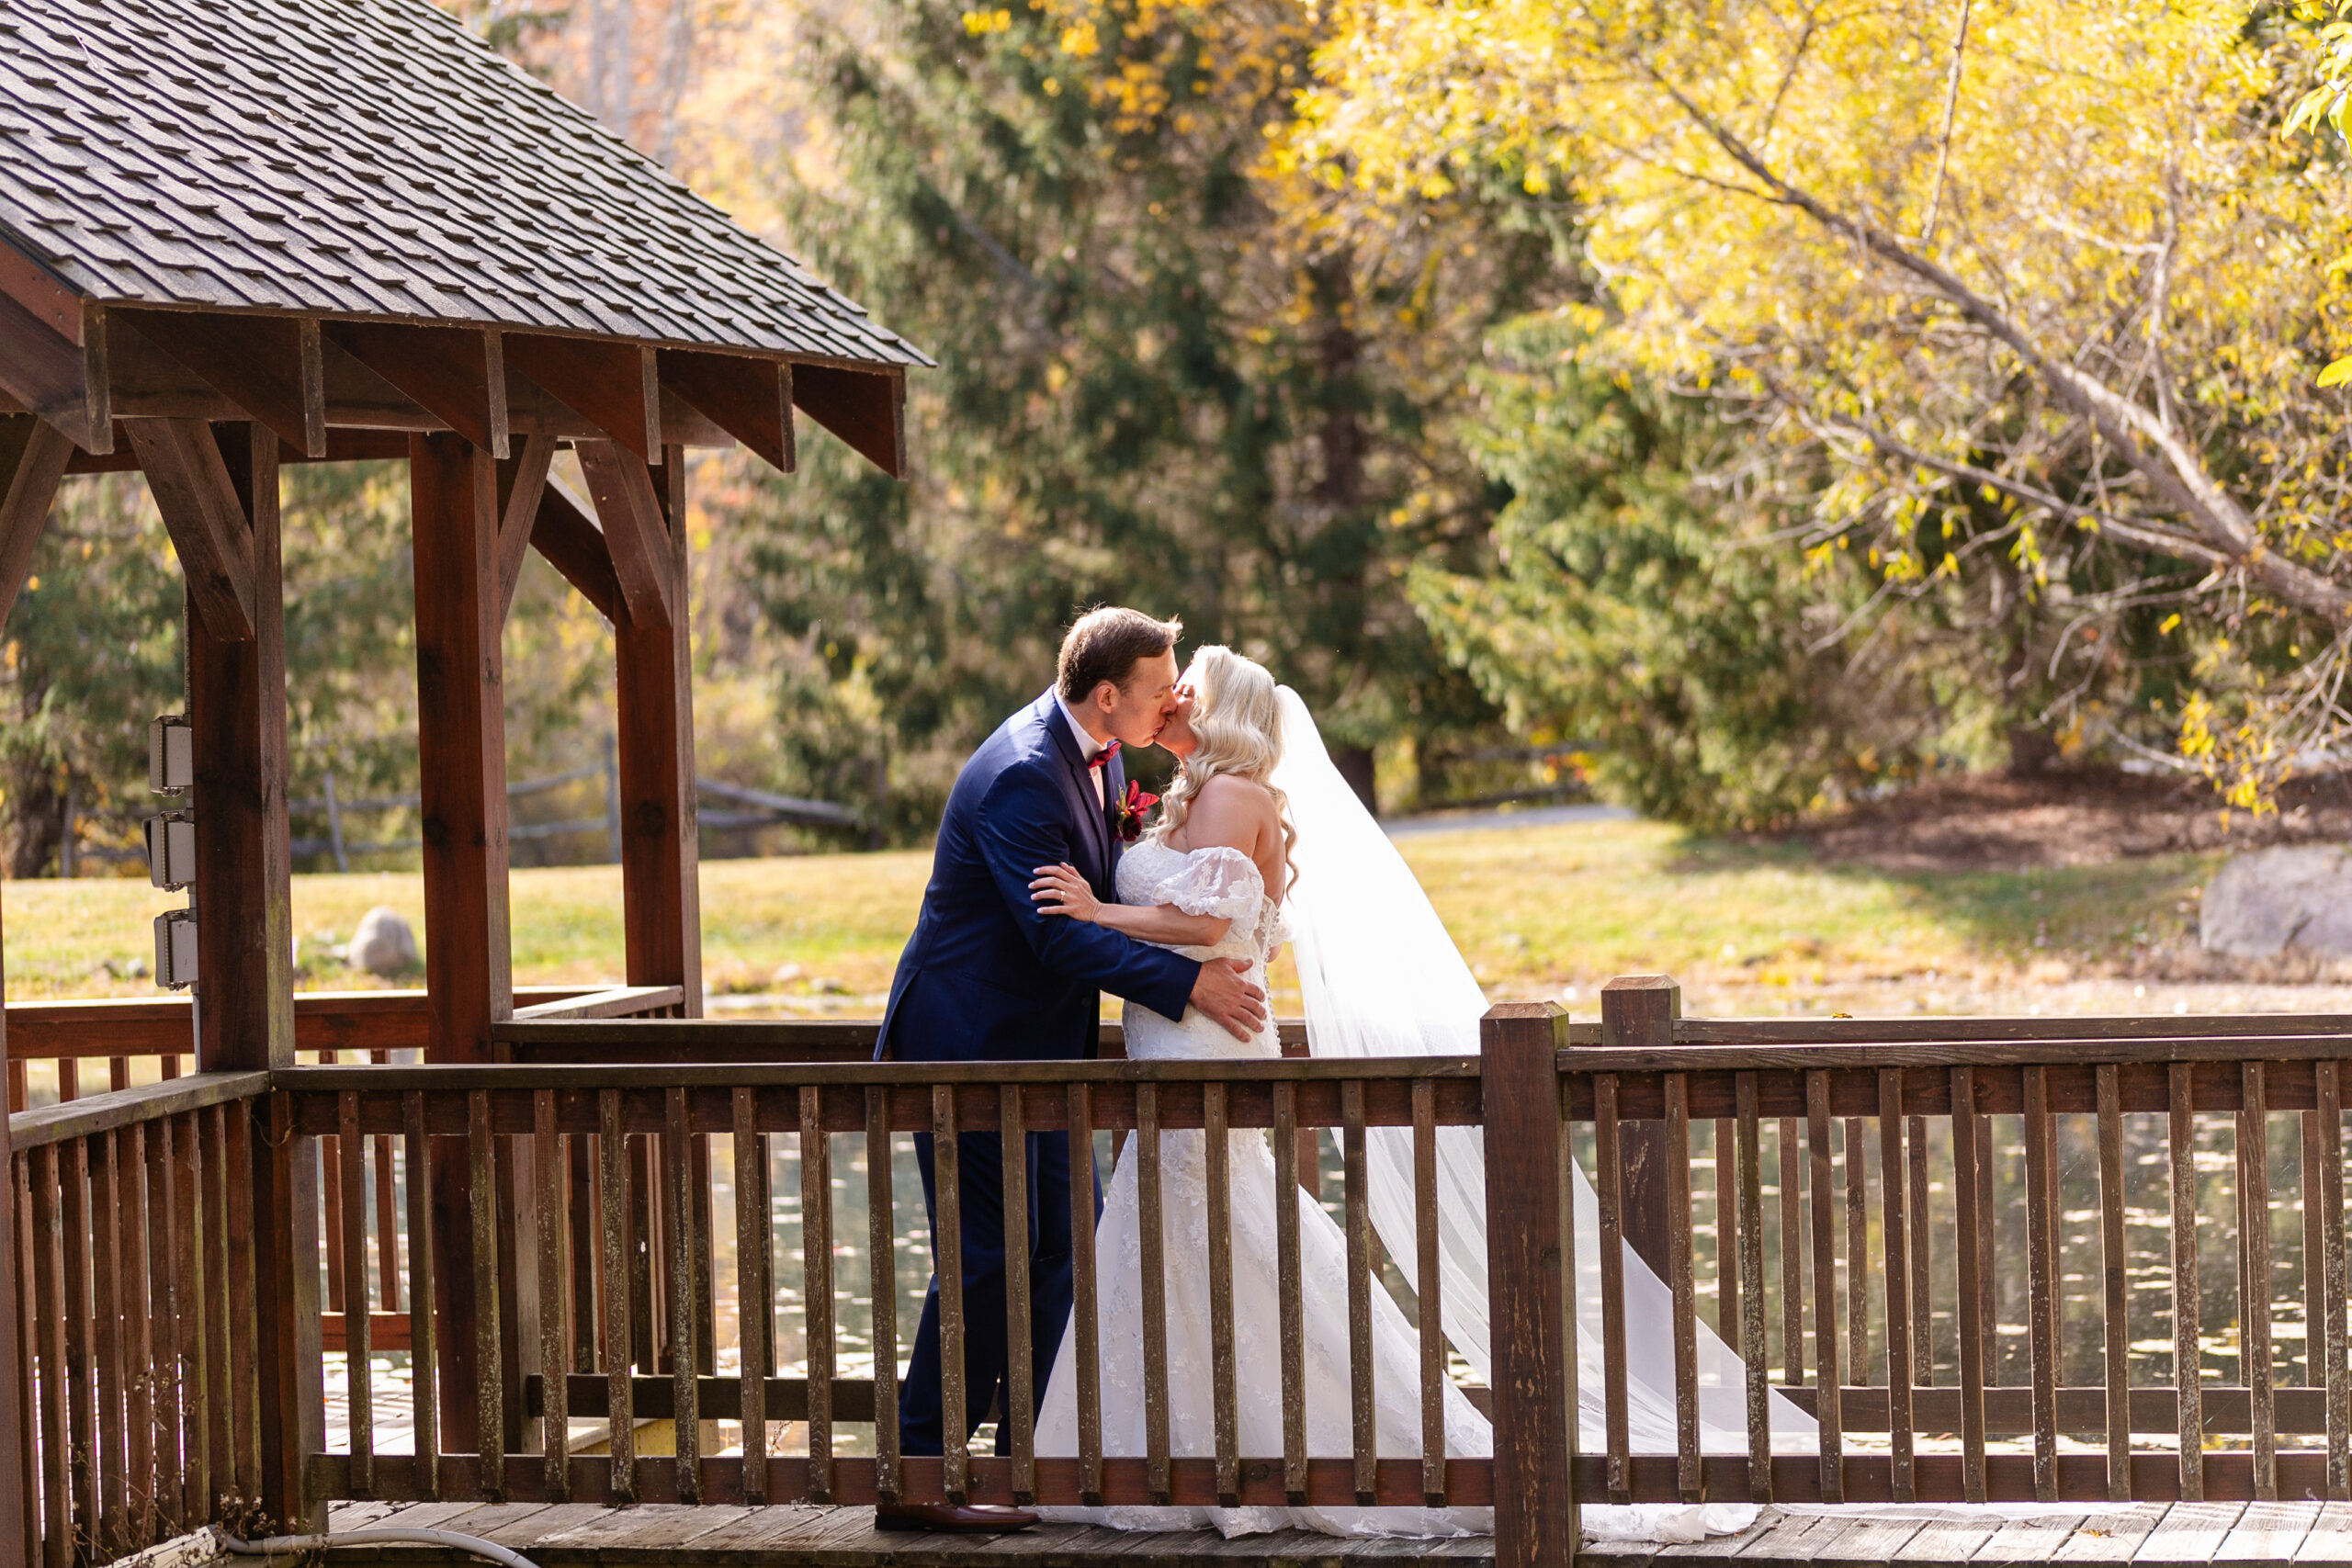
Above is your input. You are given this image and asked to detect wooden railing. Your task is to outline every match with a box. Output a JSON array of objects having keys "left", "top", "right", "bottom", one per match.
[
  {"left": 280, "top": 1051, "right": 1486, "bottom": 1512},
  {"left": 9, "top": 1070, "right": 287, "bottom": 1568},
  {"left": 20, "top": 988, "right": 2352, "bottom": 1568}
]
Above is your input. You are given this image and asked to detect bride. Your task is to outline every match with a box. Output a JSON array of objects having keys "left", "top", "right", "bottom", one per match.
[{"left": 1025, "top": 647, "right": 1808, "bottom": 1541}]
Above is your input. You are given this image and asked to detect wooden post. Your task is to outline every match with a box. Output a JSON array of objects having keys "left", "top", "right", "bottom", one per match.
[
  {"left": 0, "top": 413, "right": 65, "bottom": 1568},
  {"left": 613, "top": 444, "right": 702, "bottom": 1013},
  {"left": 410, "top": 432, "right": 516, "bottom": 1455},
  {"left": 1484, "top": 1001, "right": 1574, "bottom": 1568},
  {"left": 1599, "top": 976, "right": 1679, "bottom": 1275},
  {"left": 172, "top": 423, "right": 321, "bottom": 1527}
]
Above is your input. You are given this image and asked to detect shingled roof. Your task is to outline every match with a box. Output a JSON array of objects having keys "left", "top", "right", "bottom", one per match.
[{"left": 0, "top": 0, "right": 928, "bottom": 370}]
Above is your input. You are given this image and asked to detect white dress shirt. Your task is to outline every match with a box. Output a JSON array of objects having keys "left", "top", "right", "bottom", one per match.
[{"left": 1057, "top": 693, "right": 1110, "bottom": 807}]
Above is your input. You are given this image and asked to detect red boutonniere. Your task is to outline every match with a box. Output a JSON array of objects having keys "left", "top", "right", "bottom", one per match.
[{"left": 1113, "top": 779, "right": 1159, "bottom": 844}]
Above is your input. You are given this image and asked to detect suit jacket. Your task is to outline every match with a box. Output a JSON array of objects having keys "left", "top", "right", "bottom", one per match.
[{"left": 876, "top": 688, "right": 1200, "bottom": 1063}]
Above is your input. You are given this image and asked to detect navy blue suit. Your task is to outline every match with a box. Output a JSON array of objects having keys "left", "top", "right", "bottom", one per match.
[{"left": 879, "top": 689, "right": 1200, "bottom": 1457}]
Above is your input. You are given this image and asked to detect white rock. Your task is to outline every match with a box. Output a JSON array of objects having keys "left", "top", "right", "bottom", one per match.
[
  {"left": 2199, "top": 845, "right": 2352, "bottom": 959},
  {"left": 346, "top": 906, "right": 420, "bottom": 976}
]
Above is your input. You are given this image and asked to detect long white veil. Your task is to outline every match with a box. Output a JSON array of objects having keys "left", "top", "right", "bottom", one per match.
[{"left": 1269, "top": 686, "right": 1815, "bottom": 1517}]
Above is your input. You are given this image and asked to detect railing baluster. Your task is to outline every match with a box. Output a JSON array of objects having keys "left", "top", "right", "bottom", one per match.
[
  {"left": 199, "top": 1106, "right": 231, "bottom": 1514},
  {"left": 1715, "top": 1116, "right": 1740, "bottom": 1355},
  {"left": 1777, "top": 1115, "right": 1803, "bottom": 1390},
  {"left": 933, "top": 1084, "right": 967, "bottom": 1505},
  {"left": 2310, "top": 1110, "right": 2328, "bottom": 1392},
  {"left": 1204, "top": 1081, "right": 1238, "bottom": 1507},
  {"left": 1066, "top": 1082, "right": 1102, "bottom": 1506},
  {"left": 120, "top": 1125, "right": 153, "bottom": 1547},
  {"left": 664, "top": 1088, "right": 700, "bottom": 1502},
  {"left": 2322, "top": 1057, "right": 2349, "bottom": 1501},
  {"left": 1975, "top": 1110, "right": 1996, "bottom": 1379},
  {"left": 402, "top": 1092, "right": 438, "bottom": 1501},
  {"left": 2097, "top": 1063, "right": 2131, "bottom": 1503},
  {"left": 736, "top": 1090, "right": 771, "bottom": 1502},
  {"left": 597, "top": 1089, "right": 633, "bottom": 1504},
  {"left": 1272, "top": 1078, "right": 1305, "bottom": 1506},
  {"left": 1806, "top": 1071, "right": 1841, "bottom": 1505},
  {"left": 31, "top": 1146, "right": 66, "bottom": 1568},
  {"left": 1343, "top": 1079, "right": 1376, "bottom": 1506},
  {"left": 1878, "top": 1069, "right": 1913, "bottom": 1503},
  {"left": 2244, "top": 1061, "right": 2276, "bottom": 1501},
  {"left": 2024, "top": 1064, "right": 2058, "bottom": 1503},
  {"left": 339, "top": 1091, "right": 373, "bottom": 1497},
  {"left": 222, "top": 1106, "right": 257, "bottom": 1500},
  {"left": 1666, "top": 1073, "right": 1700, "bottom": 1504},
  {"left": 535, "top": 1090, "right": 570, "bottom": 1503},
  {"left": 1736, "top": 1072, "right": 1770, "bottom": 1505},
  {"left": 63, "top": 1130, "right": 95, "bottom": 1537},
  {"left": 627, "top": 1135, "right": 654, "bottom": 1377},
  {"left": 2170, "top": 1061, "right": 2201, "bottom": 1502},
  {"left": 373, "top": 1066, "right": 401, "bottom": 1314},
  {"left": 172, "top": 1111, "right": 205, "bottom": 1523},
  {"left": 1952, "top": 1067, "right": 1986, "bottom": 1505},
  {"left": 1413, "top": 1079, "right": 1446, "bottom": 1507},
  {"left": 1906, "top": 1113, "right": 1932, "bottom": 1387},
  {"left": 1843, "top": 1112, "right": 1868, "bottom": 1386},
  {"left": 1596, "top": 1072, "right": 1629, "bottom": 1505},
  {"left": 865, "top": 1086, "right": 899, "bottom": 1505},
  {"left": 1137, "top": 1081, "right": 1170, "bottom": 1506},
  {"left": 797, "top": 1085, "right": 829, "bottom": 1504},
  {"left": 1001, "top": 1084, "right": 1036, "bottom": 1506},
  {"left": 92, "top": 1129, "right": 126, "bottom": 1556},
  {"left": 144, "top": 1120, "right": 180, "bottom": 1533},
  {"left": 468, "top": 1091, "right": 503, "bottom": 1500}
]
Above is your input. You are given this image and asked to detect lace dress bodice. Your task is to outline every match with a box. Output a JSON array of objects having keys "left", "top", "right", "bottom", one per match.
[{"left": 1114, "top": 837, "right": 1285, "bottom": 968}]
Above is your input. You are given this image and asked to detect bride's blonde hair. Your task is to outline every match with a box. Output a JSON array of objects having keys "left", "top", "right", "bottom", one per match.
[{"left": 1159, "top": 646, "right": 1295, "bottom": 878}]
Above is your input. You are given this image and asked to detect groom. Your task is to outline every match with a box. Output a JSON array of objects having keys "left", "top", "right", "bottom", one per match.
[{"left": 873, "top": 606, "right": 1269, "bottom": 1532}]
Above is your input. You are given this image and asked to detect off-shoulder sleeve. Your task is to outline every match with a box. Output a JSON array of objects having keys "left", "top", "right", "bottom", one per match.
[{"left": 1148, "top": 845, "right": 1264, "bottom": 921}]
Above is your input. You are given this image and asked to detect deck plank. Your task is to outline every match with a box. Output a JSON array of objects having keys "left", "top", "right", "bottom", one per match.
[
  {"left": 1895, "top": 1517, "right": 2009, "bottom": 1566},
  {"left": 2292, "top": 1503, "right": 2352, "bottom": 1563},
  {"left": 1651, "top": 1510, "right": 1781, "bottom": 1560},
  {"left": 2053, "top": 1504, "right": 2173, "bottom": 1563},
  {"left": 2217, "top": 1501, "right": 2323, "bottom": 1566},
  {"left": 481, "top": 1503, "right": 617, "bottom": 1545},
  {"left": 1737, "top": 1514, "right": 1860, "bottom": 1562},
  {"left": 1814, "top": 1517, "right": 1934, "bottom": 1565},
  {"left": 1975, "top": 1513, "right": 2092, "bottom": 1562},
  {"left": 2136, "top": 1504, "right": 2248, "bottom": 1568}
]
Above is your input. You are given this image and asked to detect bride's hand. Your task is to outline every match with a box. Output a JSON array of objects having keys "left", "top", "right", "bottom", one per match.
[{"left": 1030, "top": 863, "right": 1102, "bottom": 921}]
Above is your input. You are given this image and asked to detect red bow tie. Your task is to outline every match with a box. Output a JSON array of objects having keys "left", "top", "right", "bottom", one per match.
[{"left": 1088, "top": 739, "right": 1121, "bottom": 770}]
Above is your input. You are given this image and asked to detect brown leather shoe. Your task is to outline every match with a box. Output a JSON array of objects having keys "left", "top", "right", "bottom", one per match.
[{"left": 873, "top": 1503, "right": 1039, "bottom": 1534}]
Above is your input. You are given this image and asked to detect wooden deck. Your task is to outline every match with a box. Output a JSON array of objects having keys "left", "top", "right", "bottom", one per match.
[
  {"left": 318, "top": 1499, "right": 2352, "bottom": 1567},
  {"left": 325, "top": 1500, "right": 1499, "bottom": 1566}
]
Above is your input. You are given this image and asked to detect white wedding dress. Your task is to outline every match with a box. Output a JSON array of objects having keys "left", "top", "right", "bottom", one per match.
[{"left": 1033, "top": 836, "right": 1496, "bottom": 1539}]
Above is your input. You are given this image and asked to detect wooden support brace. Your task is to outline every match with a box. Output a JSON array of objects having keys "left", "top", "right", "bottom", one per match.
[
  {"left": 793, "top": 362, "right": 904, "bottom": 479},
  {"left": 659, "top": 349, "right": 794, "bottom": 473},
  {"left": 114, "top": 310, "right": 327, "bottom": 458},
  {"left": 494, "top": 434, "right": 557, "bottom": 626},
  {"left": 123, "top": 416, "right": 257, "bottom": 642},
  {"left": 0, "top": 272, "right": 108, "bottom": 453},
  {"left": 529, "top": 479, "right": 624, "bottom": 623},
  {"left": 330, "top": 323, "right": 510, "bottom": 457},
  {"left": 614, "top": 445, "right": 701, "bottom": 1009},
  {"left": 574, "top": 438, "right": 673, "bottom": 630},
  {"left": 505, "top": 336, "right": 660, "bottom": 463},
  {"left": 0, "top": 414, "right": 74, "bottom": 629}
]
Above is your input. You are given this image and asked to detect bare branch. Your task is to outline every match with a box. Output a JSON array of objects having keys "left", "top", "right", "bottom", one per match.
[{"left": 1917, "top": 0, "right": 1973, "bottom": 245}]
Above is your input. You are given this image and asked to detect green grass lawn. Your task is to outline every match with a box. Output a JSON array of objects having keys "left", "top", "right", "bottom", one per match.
[{"left": 0, "top": 818, "right": 2219, "bottom": 1009}]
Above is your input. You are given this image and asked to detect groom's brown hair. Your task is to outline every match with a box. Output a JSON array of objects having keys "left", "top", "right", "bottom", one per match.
[{"left": 1057, "top": 606, "right": 1183, "bottom": 703}]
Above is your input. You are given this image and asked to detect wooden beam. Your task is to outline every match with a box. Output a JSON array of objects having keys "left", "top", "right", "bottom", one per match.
[
  {"left": 122, "top": 416, "right": 257, "bottom": 642},
  {"left": 0, "top": 416, "right": 74, "bottom": 629},
  {"left": 658, "top": 349, "right": 792, "bottom": 473},
  {"left": 573, "top": 438, "right": 673, "bottom": 630},
  {"left": 114, "top": 310, "right": 328, "bottom": 458},
  {"left": 793, "top": 362, "right": 905, "bottom": 479},
  {"left": 528, "top": 479, "right": 623, "bottom": 623},
  {"left": 68, "top": 427, "right": 413, "bottom": 475},
  {"left": 333, "top": 323, "right": 510, "bottom": 457},
  {"left": 505, "top": 335, "right": 660, "bottom": 463},
  {"left": 616, "top": 443, "right": 703, "bottom": 1010},
  {"left": 0, "top": 288, "right": 107, "bottom": 453},
  {"left": 495, "top": 433, "right": 557, "bottom": 626}
]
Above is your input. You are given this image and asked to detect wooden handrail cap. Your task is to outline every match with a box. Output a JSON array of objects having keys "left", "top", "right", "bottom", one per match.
[{"left": 1601, "top": 973, "right": 1681, "bottom": 993}]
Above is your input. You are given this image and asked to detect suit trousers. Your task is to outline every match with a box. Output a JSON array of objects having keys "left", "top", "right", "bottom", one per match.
[{"left": 898, "top": 1127, "right": 1099, "bottom": 1456}]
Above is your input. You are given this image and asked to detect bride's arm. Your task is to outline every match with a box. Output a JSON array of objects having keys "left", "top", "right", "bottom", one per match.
[{"left": 1029, "top": 863, "right": 1231, "bottom": 945}]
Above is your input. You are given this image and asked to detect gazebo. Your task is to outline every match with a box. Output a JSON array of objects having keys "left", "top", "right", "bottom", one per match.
[{"left": 0, "top": 0, "right": 923, "bottom": 1549}]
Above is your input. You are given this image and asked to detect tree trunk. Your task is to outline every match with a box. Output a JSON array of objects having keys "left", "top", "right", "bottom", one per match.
[{"left": 1329, "top": 742, "right": 1378, "bottom": 817}]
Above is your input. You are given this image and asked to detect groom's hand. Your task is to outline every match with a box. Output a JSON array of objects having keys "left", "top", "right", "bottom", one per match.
[{"left": 1190, "top": 958, "right": 1268, "bottom": 1042}]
